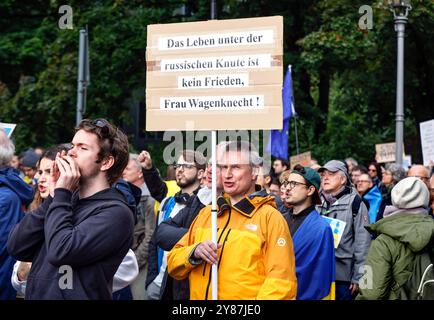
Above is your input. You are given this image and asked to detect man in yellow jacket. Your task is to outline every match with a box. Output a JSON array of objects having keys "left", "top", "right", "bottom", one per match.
[{"left": 168, "top": 141, "right": 297, "bottom": 300}]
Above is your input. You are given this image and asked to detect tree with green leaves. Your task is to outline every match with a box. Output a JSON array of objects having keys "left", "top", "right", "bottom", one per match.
[{"left": 1, "top": 0, "right": 433, "bottom": 169}]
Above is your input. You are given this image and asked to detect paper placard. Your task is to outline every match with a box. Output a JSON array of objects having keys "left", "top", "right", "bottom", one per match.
[
  {"left": 322, "top": 216, "right": 346, "bottom": 249},
  {"left": 177, "top": 73, "right": 249, "bottom": 89},
  {"left": 159, "top": 54, "right": 272, "bottom": 72},
  {"left": 157, "top": 30, "right": 274, "bottom": 51},
  {"left": 146, "top": 16, "right": 283, "bottom": 131}
]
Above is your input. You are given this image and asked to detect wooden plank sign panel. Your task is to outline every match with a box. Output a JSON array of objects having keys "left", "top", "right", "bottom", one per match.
[{"left": 146, "top": 16, "right": 283, "bottom": 131}]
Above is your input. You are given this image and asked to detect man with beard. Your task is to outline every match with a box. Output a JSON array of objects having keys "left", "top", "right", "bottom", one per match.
[
  {"left": 142, "top": 150, "right": 206, "bottom": 299},
  {"left": 154, "top": 144, "right": 226, "bottom": 300}
]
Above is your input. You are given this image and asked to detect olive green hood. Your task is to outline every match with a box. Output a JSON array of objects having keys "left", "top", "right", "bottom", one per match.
[{"left": 367, "top": 212, "right": 434, "bottom": 252}]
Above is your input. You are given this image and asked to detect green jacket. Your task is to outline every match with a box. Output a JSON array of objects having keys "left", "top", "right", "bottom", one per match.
[{"left": 357, "top": 212, "right": 434, "bottom": 300}]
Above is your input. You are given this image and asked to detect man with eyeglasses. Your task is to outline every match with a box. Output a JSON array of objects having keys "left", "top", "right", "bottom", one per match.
[
  {"left": 316, "top": 160, "right": 371, "bottom": 300},
  {"left": 280, "top": 165, "right": 335, "bottom": 300},
  {"left": 356, "top": 173, "right": 384, "bottom": 224},
  {"left": 168, "top": 141, "right": 297, "bottom": 300},
  {"left": 8, "top": 119, "right": 136, "bottom": 299},
  {"left": 154, "top": 144, "right": 226, "bottom": 300},
  {"left": 142, "top": 150, "right": 206, "bottom": 300},
  {"left": 407, "top": 165, "right": 433, "bottom": 218},
  {"left": 407, "top": 165, "right": 430, "bottom": 189}
]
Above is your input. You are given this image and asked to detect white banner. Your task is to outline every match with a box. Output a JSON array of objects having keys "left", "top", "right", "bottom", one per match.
[
  {"left": 158, "top": 30, "right": 274, "bottom": 50},
  {"left": 160, "top": 95, "right": 265, "bottom": 111},
  {"left": 178, "top": 74, "right": 248, "bottom": 89},
  {"left": 161, "top": 54, "right": 272, "bottom": 72},
  {"left": 420, "top": 119, "right": 434, "bottom": 166}
]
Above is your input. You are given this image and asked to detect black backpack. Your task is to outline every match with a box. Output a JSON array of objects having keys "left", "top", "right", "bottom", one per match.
[{"left": 393, "top": 245, "right": 434, "bottom": 300}]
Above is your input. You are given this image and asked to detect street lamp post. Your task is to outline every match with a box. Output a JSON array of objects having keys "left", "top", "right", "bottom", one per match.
[{"left": 389, "top": 0, "right": 411, "bottom": 166}]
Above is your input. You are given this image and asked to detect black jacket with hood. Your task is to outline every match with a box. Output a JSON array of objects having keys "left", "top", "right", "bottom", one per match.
[{"left": 7, "top": 187, "right": 135, "bottom": 300}]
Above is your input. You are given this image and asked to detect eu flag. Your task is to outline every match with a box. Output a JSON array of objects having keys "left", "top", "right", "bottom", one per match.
[{"left": 267, "top": 65, "right": 296, "bottom": 159}]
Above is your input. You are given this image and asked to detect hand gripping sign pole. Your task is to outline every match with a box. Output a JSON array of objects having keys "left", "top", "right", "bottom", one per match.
[{"left": 210, "top": 0, "right": 218, "bottom": 301}]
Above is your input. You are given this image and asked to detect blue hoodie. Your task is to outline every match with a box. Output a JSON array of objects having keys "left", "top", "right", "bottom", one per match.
[
  {"left": 0, "top": 167, "right": 33, "bottom": 300},
  {"left": 363, "top": 185, "right": 383, "bottom": 224}
]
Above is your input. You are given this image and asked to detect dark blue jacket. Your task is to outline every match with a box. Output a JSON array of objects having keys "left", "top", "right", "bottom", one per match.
[
  {"left": 0, "top": 167, "right": 33, "bottom": 300},
  {"left": 7, "top": 187, "right": 135, "bottom": 300}
]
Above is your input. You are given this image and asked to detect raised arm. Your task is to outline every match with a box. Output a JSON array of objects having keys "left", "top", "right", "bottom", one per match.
[{"left": 138, "top": 150, "right": 167, "bottom": 202}]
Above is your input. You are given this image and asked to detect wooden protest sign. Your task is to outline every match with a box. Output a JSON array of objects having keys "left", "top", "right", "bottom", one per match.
[
  {"left": 146, "top": 16, "right": 283, "bottom": 131},
  {"left": 420, "top": 119, "right": 434, "bottom": 166},
  {"left": 375, "top": 142, "right": 396, "bottom": 163},
  {"left": 290, "top": 151, "right": 311, "bottom": 169}
]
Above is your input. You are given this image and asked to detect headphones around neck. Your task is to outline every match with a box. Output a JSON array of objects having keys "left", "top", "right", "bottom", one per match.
[{"left": 174, "top": 191, "right": 191, "bottom": 205}]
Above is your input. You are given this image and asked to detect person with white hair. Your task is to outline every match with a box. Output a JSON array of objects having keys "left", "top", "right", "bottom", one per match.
[
  {"left": 122, "top": 154, "right": 156, "bottom": 300},
  {"left": 0, "top": 129, "right": 33, "bottom": 299},
  {"left": 381, "top": 163, "right": 407, "bottom": 206},
  {"left": 345, "top": 157, "right": 358, "bottom": 175}
]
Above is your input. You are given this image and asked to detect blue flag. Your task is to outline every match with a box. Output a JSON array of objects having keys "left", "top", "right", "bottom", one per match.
[{"left": 267, "top": 65, "right": 296, "bottom": 159}]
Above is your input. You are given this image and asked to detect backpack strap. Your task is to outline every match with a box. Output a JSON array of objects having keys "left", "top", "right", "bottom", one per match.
[
  {"left": 350, "top": 194, "right": 363, "bottom": 236},
  {"left": 351, "top": 195, "right": 362, "bottom": 218}
]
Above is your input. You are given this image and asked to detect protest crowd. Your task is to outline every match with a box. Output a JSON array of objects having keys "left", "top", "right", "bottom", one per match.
[{"left": 1, "top": 119, "right": 434, "bottom": 301}]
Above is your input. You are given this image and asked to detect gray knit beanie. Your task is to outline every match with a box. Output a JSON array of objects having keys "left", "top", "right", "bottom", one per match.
[{"left": 391, "top": 177, "right": 429, "bottom": 209}]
